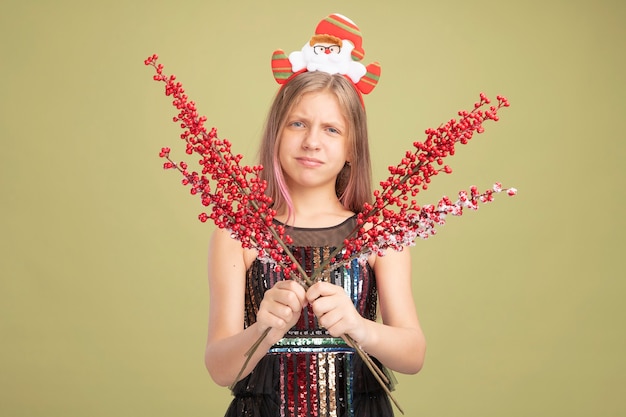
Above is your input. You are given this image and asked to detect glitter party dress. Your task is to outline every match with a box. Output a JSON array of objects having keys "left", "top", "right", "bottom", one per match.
[{"left": 225, "top": 216, "right": 394, "bottom": 417}]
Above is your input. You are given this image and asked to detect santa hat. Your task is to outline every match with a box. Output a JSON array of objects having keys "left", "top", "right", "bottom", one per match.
[{"left": 315, "top": 14, "right": 365, "bottom": 61}]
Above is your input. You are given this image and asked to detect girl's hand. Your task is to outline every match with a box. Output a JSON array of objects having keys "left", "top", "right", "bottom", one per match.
[
  {"left": 306, "top": 281, "right": 368, "bottom": 345},
  {"left": 257, "top": 280, "right": 307, "bottom": 343}
]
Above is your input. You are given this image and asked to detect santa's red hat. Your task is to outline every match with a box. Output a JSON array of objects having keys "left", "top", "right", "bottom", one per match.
[{"left": 314, "top": 13, "right": 365, "bottom": 61}]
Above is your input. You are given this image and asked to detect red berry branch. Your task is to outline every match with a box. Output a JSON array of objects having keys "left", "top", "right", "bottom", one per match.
[
  {"left": 311, "top": 94, "right": 517, "bottom": 277},
  {"left": 145, "top": 54, "right": 310, "bottom": 287}
]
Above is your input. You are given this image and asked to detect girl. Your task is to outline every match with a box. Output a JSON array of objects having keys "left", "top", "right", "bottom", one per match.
[{"left": 205, "top": 15, "right": 425, "bottom": 417}]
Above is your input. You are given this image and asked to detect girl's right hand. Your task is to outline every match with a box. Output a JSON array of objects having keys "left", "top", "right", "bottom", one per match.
[{"left": 257, "top": 280, "right": 307, "bottom": 343}]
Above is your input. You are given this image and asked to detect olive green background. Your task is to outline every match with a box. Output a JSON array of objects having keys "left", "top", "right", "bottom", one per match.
[{"left": 1, "top": 0, "right": 624, "bottom": 416}]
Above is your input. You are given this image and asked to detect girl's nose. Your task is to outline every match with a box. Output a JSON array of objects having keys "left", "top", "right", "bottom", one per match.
[{"left": 302, "top": 128, "right": 321, "bottom": 150}]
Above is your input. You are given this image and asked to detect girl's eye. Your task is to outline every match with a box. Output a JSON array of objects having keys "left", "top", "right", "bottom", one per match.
[
  {"left": 291, "top": 121, "right": 304, "bottom": 128},
  {"left": 327, "top": 127, "right": 340, "bottom": 135}
]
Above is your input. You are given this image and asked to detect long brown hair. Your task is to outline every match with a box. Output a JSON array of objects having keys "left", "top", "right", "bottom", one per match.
[{"left": 258, "top": 71, "right": 372, "bottom": 215}]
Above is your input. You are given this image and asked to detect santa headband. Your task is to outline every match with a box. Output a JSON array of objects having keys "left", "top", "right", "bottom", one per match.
[{"left": 271, "top": 14, "right": 381, "bottom": 101}]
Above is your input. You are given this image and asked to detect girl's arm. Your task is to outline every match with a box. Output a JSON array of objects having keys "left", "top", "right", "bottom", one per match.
[
  {"left": 307, "top": 248, "right": 425, "bottom": 374},
  {"left": 204, "top": 227, "right": 306, "bottom": 387}
]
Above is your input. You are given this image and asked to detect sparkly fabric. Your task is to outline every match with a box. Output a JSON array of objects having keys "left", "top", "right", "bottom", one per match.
[{"left": 225, "top": 217, "right": 393, "bottom": 417}]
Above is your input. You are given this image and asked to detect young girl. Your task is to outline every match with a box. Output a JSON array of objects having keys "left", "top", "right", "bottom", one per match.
[{"left": 204, "top": 14, "right": 426, "bottom": 417}]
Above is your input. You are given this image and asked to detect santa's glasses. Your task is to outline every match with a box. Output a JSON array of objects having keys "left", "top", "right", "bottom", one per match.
[{"left": 313, "top": 44, "right": 341, "bottom": 55}]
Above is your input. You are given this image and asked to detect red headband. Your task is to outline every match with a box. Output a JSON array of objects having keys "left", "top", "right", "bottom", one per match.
[{"left": 271, "top": 13, "right": 381, "bottom": 101}]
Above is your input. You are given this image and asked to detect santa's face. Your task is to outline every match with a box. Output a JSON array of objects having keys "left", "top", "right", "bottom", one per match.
[{"left": 302, "top": 40, "right": 355, "bottom": 73}]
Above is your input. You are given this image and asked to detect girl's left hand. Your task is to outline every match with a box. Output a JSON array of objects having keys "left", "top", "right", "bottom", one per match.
[{"left": 306, "top": 281, "right": 368, "bottom": 345}]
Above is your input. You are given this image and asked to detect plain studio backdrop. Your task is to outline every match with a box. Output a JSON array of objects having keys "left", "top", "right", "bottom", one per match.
[{"left": 1, "top": 0, "right": 624, "bottom": 416}]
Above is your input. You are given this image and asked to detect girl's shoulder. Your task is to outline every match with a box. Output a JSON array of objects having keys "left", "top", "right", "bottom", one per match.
[{"left": 209, "top": 227, "right": 258, "bottom": 270}]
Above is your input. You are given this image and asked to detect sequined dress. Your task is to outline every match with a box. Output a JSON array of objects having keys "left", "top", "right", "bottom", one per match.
[{"left": 225, "top": 216, "right": 393, "bottom": 417}]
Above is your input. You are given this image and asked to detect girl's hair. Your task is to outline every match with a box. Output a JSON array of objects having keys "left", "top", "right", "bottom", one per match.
[{"left": 258, "top": 71, "right": 372, "bottom": 217}]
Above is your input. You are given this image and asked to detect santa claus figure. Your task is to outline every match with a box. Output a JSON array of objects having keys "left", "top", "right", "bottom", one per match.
[{"left": 271, "top": 13, "right": 381, "bottom": 95}]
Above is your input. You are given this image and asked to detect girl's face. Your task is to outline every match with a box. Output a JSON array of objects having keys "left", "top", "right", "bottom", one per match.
[{"left": 278, "top": 91, "right": 349, "bottom": 193}]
